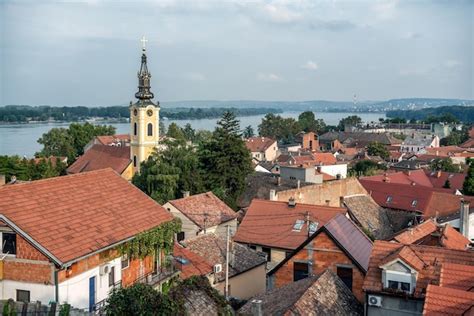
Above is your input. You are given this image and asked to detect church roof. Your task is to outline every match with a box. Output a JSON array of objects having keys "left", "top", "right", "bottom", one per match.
[{"left": 67, "top": 144, "right": 131, "bottom": 175}]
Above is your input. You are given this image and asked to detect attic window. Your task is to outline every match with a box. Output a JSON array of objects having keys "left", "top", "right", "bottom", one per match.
[
  {"left": 308, "top": 222, "right": 319, "bottom": 235},
  {"left": 411, "top": 200, "right": 417, "bottom": 207},
  {"left": 386, "top": 196, "right": 393, "bottom": 203},
  {"left": 293, "top": 220, "right": 305, "bottom": 232}
]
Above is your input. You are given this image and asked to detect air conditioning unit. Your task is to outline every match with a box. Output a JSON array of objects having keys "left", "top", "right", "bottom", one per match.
[
  {"left": 368, "top": 295, "right": 382, "bottom": 307},
  {"left": 99, "top": 265, "right": 110, "bottom": 276},
  {"left": 213, "top": 264, "right": 222, "bottom": 274}
]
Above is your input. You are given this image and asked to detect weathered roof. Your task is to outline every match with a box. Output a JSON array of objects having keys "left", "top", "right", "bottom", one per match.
[
  {"left": 234, "top": 199, "right": 346, "bottom": 250},
  {"left": 0, "top": 169, "right": 173, "bottom": 265},
  {"left": 343, "top": 194, "right": 395, "bottom": 240},
  {"left": 181, "top": 233, "right": 266, "bottom": 281},
  {"left": 245, "top": 137, "right": 276, "bottom": 153},
  {"left": 363, "top": 241, "right": 474, "bottom": 298},
  {"left": 423, "top": 285, "right": 474, "bottom": 316},
  {"left": 239, "top": 269, "right": 362, "bottom": 316},
  {"left": 169, "top": 192, "right": 237, "bottom": 229},
  {"left": 95, "top": 134, "right": 130, "bottom": 146},
  {"left": 237, "top": 172, "right": 313, "bottom": 208},
  {"left": 402, "top": 135, "right": 436, "bottom": 147},
  {"left": 67, "top": 144, "right": 131, "bottom": 175},
  {"left": 173, "top": 244, "right": 213, "bottom": 279},
  {"left": 319, "top": 131, "right": 401, "bottom": 147},
  {"left": 439, "top": 263, "right": 474, "bottom": 291}
]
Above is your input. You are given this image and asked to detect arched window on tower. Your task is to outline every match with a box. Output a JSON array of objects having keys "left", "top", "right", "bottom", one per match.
[
  {"left": 134, "top": 123, "right": 137, "bottom": 136},
  {"left": 147, "top": 123, "right": 153, "bottom": 136}
]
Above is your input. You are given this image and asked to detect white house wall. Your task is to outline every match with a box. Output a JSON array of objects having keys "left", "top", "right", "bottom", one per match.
[
  {"left": 163, "top": 203, "right": 200, "bottom": 240},
  {"left": 441, "top": 213, "right": 474, "bottom": 241},
  {"left": 0, "top": 280, "right": 55, "bottom": 303},
  {"left": 319, "top": 164, "right": 348, "bottom": 179},
  {"left": 58, "top": 257, "right": 122, "bottom": 310}
]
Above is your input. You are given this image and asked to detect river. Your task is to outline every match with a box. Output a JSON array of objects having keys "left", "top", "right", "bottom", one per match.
[{"left": 0, "top": 111, "right": 385, "bottom": 157}]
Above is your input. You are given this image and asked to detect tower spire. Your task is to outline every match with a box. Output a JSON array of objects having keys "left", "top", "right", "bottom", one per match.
[{"left": 135, "top": 36, "right": 154, "bottom": 103}]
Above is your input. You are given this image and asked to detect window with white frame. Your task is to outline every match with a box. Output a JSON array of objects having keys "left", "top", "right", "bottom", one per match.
[
  {"left": 121, "top": 254, "right": 129, "bottom": 270},
  {"left": 382, "top": 261, "right": 415, "bottom": 294}
]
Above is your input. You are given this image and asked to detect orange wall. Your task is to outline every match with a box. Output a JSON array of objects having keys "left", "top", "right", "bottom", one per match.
[{"left": 273, "top": 231, "right": 365, "bottom": 303}]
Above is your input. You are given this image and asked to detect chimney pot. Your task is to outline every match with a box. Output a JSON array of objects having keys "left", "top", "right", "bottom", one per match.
[
  {"left": 251, "top": 299, "right": 263, "bottom": 316},
  {"left": 182, "top": 191, "right": 190, "bottom": 198},
  {"left": 288, "top": 197, "right": 296, "bottom": 207}
]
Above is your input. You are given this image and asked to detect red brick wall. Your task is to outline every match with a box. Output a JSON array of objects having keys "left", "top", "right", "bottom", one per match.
[
  {"left": 16, "top": 235, "right": 49, "bottom": 261},
  {"left": 121, "top": 256, "right": 154, "bottom": 287},
  {"left": 3, "top": 261, "right": 53, "bottom": 283},
  {"left": 274, "top": 231, "right": 366, "bottom": 303}
]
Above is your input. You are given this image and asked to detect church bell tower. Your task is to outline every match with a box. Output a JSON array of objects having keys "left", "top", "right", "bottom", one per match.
[{"left": 130, "top": 36, "right": 160, "bottom": 173}]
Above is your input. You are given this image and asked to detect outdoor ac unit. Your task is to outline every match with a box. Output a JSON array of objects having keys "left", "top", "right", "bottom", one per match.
[
  {"left": 213, "top": 264, "right": 222, "bottom": 274},
  {"left": 368, "top": 295, "right": 382, "bottom": 307},
  {"left": 99, "top": 265, "right": 110, "bottom": 276}
]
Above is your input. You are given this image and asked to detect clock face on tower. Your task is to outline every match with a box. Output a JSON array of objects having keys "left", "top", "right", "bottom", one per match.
[
  {"left": 133, "top": 109, "right": 138, "bottom": 116},
  {"left": 147, "top": 109, "right": 153, "bottom": 117}
]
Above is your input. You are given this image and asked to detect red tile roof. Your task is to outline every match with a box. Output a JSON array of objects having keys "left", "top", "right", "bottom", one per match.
[
  {"left": 361, "top": 170, "right": 434, "bottom": 188},
  {"left": 359, "top": 179, "right": 471, "bottom": 218},
  {"left": 0, "top": 169, "right": 173, "bottom": 264},
  {"left": 233, "top": 199, "right": 346, "bottom": 250},
  {"left": 424, "top": 170, "right": 466, "bottom": 192},
  {"left": 173, "top": 244, "right": 213, "bottom": 279},
  {"left": 439, "top": 263, "right": 474, "bottom": 291},
  {"left": 423, "top": 285, "right": 474, "bottom": 316},
  {"left": 425, "top": 146, "right": 466, "bottom": 157},
  {"left": 363, "top": 241, "right": 474, "bottom": 298},
  {"left": 67, "top": 144, "right": 131, "bottom": 175},
  {"left": 313, "top": 153, "right": 337, "bottom": 165},
  {"left": 392, "top": 220, "right": 469, "bottom": 250},
  {"left": 460, "top": 138, "right": 474, "bottom": 148},
  {"left": 96, "top": 134, "right": 130, "bottom": 145},
  {"left": 245, "top": 137, "right": 276, "bottom": 153},
  {"left": 169, "top": 192, "right": 237, "bottom": 229}
]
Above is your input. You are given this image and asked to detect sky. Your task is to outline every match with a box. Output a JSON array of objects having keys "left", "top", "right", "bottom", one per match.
[{"left": 0, "top": 0, "right": 473, "bottom": 106}]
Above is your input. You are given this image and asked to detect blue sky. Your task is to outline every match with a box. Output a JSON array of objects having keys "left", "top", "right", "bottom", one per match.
[{"left": 1, "top": 0, "right": 472, "bottom": 106}]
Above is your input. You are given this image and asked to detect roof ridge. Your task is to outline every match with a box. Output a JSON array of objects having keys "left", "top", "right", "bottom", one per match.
[{"left": 251, "top": 199, "right": 346, "bottom": 210}]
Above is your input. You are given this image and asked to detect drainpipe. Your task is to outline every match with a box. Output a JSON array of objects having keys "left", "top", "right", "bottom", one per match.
[{"left": 54, "top": 268, "right": 59, "bottom": 303}]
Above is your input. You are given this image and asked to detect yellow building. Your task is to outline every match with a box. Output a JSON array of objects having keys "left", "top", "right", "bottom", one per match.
[{"left": 130, "top": 38, "right": 160, "bottom": 173}]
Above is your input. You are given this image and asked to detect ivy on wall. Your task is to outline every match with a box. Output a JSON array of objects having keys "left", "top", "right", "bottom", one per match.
[{"left": 119, "top": 218, "right": 182, "bottom": 259}]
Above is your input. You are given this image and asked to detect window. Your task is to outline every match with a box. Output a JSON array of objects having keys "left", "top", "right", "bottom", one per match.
[
  {"left": 411, "top": 200, "right": 417, "bottom": 207},
  {"left": 147, "top": 123, "right": 153, "bottom": 136},
  {"left": 16, "top": 290, "right": 30, "bottom": 303},
  {"left": 293, "top": 220, "right": 305, "bottom": 232},
  {"left": 388, "top": 280, "right": 411, "bottom": 293},
  {"left": 133, "top": 156, "right": 137, "bottom": 167},
  {"left": 121, "top": 254, "right": 129, "bottom": 270},
  {"left": 262, "top": 247, "right": 271, "bottom": 262},
  {"left": 386, "top": 196, "right": 393, "bottom": 203},
  {"left": 248, "top": 245, "right": 257, "bottom": 250},
  {"left": 2, "top": 232, "right": 16, "bottom": 255},
  {"left": 337, "top": 267, "right": 353, "bottom": 291},
  {"left": 108, "top": 266, "right": 115, "bottom": 287},
  {"left": 134, "top": 122, "right": 137, "bottom": 136},
  {"left": 293, "top": 262, "right": 309, "bottom": 281},
  {"left": 308, "top": 222, "right": 318, "bottom": 235},
  {"left": 401, "top": 282, "right": 411, "bottom": 292},
  {"left": 177, "top": 231, "right": 185, "bottom": 242},
  {"left": 388, "top": 280, "right": 399, "bottom": 289}
]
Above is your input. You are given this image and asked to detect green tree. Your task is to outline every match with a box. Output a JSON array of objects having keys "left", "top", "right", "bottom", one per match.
[
  {"left": 159, "top": 120, "right": 166, "bottom": 135},
  {"left": 243, "top": 125, "right": 255, "bottom": 138},
  {"left": 298, "top": 111, "right": 326, "bottom": 133},
  {"left": 194, "top": 130, "right": 213, "bottom": 144},
  {"left": 133, "top": 139, "right": 204, "bottom": 204},
  {"left": 0, "top": 156, "right": 66, "bottom": 182},
  {"left": 198, "top": 111, "right": 253, "bottom": 209},
  {"left": 338, "top": 115, "right": 362, "bottom": 131},
  {"left": 440, "top": 128, "right": 468, "bottom": 146},
  {"left": 258, "top": 113, "right": 300, "bottom": 143},
  {"left": 182, "top": 123, "right": 196, "bottom": 142},
  {"left": 367, "top": 142, "right": 389, "bottom": 160},
  {"left": 430, "top": 158, "right": 461, "bottom": 173},
  {"left": 166, "top": 122, "right": 185, "bottom": 140},
  {"left": 463, "top": 158, "right": 474, "bottom": 195},
  {"left": 350, "top": 160, "right": 385, "bottom": 176}
]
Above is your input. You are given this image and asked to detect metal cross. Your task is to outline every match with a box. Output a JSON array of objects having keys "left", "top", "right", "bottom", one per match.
[{"left": 140, "top": 36, "right": 148, "bottom": 51}]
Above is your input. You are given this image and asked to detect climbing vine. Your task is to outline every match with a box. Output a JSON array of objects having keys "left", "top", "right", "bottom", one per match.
[{"left": 118, "top": 218, "right": 182, "bottom": 259}]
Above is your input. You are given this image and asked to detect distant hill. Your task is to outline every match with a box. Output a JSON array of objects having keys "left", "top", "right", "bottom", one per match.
[{"left": 387, "top": 105, "right": 474, "bottom": 123}]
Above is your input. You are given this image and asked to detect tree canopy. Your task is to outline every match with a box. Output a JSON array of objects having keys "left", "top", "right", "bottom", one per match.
[
  {"left": 463, "top": 158, "right": 474, "bottom": 196},
  {"left": 0, "top": 156, "right": 66, "bottom": 182},
  {"left": 367, "top": 142, "right": 389, "bottom": 160},
  {"left": 429, "top": 158, "right": 461, "bottom": 173},
  {"left": 258, "top": 113, "right": 300, "bottom": 143},
  {"left": 297, "top": 111, "right": 326, "bottom": 134},
  {"left": 338, "top": 115, "right": 362, "bottom": 131}
]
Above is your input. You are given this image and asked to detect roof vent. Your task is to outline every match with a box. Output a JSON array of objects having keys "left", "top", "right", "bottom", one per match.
[{"left": 288, "top": 197, "right": 296, "bottom": 207}]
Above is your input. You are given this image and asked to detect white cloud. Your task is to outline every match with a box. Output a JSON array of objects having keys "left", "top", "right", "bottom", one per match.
[
  {"left": 257, "top": 72, "right": 282, "bottom": 82},
  {"left": 302, "top": 60, "right": 318, "bottom": 70},
  {"left": 261, "top": 3, "right": 302, "bottom": 24},
  {"left": 445, "top": 59, "right": 461, "bottom": 68},
  {"left": 184, "top": 72, "right": 206, "bottom": 81}
]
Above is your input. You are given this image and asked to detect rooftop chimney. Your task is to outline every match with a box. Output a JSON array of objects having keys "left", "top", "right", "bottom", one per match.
[
  {"left": 297, "top": 180, "right": 301, "bottom": 189},
  {"left": 0, "top": 174, "right": 5, "bottom": 186},
  {"left": 288, "top": 197, "right": 296, "bottom": 207},
  {"left": 182, "top": 191, "right": 190, "bottom": 198},
  {"left": 436, "top": 171, "right": 442, "bottom": 178},
  {"left": 251, "top": 299, "right": 263, "bottom": 316},
  {"left": 460, "top": 199, "right": 470, "bottom": 238},
  {"left": 269, "top": 189, "right": 277, "bottom": 201}
]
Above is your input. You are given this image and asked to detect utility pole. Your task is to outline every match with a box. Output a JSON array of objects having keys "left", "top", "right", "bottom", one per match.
[{"left": 225, "top": 224, "right": 230, "bottom": 300}]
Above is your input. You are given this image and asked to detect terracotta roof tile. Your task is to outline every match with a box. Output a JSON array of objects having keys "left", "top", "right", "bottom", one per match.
[
  {"left": 363, "top": 241, "right": 474, "bottom": 298},
  {"left": 440, "top": 263, "right": 474, "bottom": 291},
  {"left": 96, "top": 134, "right": 130, "bottom": 145},
  {"left": 173, "top": 244, "right": 213, "bottom": 279},
  {"left": 234, "top": 199, "right": 346, "bottom": 250},
  {"left": 440, "top": 225, "right": 471, "bottom": 250},
  {"left": 393, "top": 220, "right": 438, "bottom": 244},
  {"left": 67, "top": 144, "right": 131, "bottom": 174},
  {"left": 245, "top": 137, "right": 276, "bottom": 153},
  {"left": 0, "top": 169, "right": 173, "bottom": 264},
  {"left": 169, "top": 192, "right": 237, "bottom": 229},
  {"left": 423, "top": 285, "right": 474, "bottom": 315}
]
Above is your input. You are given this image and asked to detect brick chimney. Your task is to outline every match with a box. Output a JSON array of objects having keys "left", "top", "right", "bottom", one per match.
[
  {"left": 288, "top": 197, "right": 296, "bottom": 207},
  {"left": 269, "top": 189, "right": 277, "bottom": 201},
  {"left": 251, "top": 299, "right": 263, "bottom": 316},
  {"left": 460, "top": 199, "right": 470, "bottom": 238},
  {"left": 0, "top": 174, "right": 5, "bottom": 186}
]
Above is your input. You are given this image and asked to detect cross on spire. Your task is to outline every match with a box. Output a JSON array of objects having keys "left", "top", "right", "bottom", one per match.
[{"left": 140, "top": 36, "right": 148, "bottom": 52}]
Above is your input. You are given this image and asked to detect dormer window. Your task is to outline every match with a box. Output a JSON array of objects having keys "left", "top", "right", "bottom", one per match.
[
  {"left": 386, "top": 196, "right": 393, "bottom": 203},
  {"left": 380, "top": 260, "right": 416, "bottom": 295},
  {"left": 411, "top": 200, "right": 417, "bottom": 207}
]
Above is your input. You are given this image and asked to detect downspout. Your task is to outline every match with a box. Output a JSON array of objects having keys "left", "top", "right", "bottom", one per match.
[{"left": 54, "top": 268, "right": 59, "bottom": 303}]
